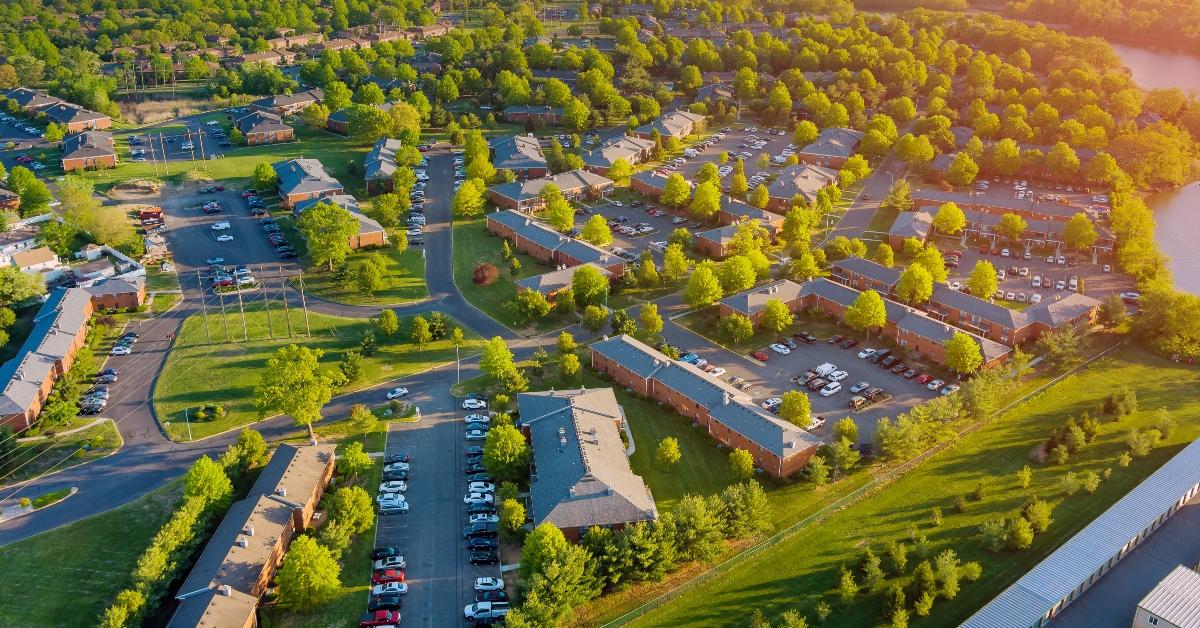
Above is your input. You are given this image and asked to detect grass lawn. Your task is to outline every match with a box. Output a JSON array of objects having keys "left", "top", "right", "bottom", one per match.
[
  {"left": 0, "top": 421, "right": 122, "bottom": 486},
  {"left": 452, "top": 215, "right": 574, "bottom": 333},
  {"left": 290, "top": 240, "right": 427, "bottom": 306},
  {"left": 865, "top": 205, "right": 900, "bottom": 237},
  {"left": 0, "top": 481, "right": 181, "bottom": 626},
  {"left": 630, "top": 341, "right": 1200, "bottom": 627},
  {"left": 153, "top": 305, "right": 483, "bottom": 441},
  {"left": 145, "top": 263, "right": 181, "bottom": 292},
  {"left": 152, "top": 292, "right": 182, "bottom": 312},
  {"left": 0, "top": 302, "right": 41, "bottom": 363}
]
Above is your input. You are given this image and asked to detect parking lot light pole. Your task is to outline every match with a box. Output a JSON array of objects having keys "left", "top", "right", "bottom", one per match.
[{"left": 183, "top": 407, "right": 193, "bottom": 442}]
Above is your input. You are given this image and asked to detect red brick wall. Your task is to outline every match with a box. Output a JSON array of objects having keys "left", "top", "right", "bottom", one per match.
[
  {"left": 62, "top": 155, "right": 117, "bottom": 172},
  {"left": 696, "top": 236, "right": 728, "bottom": 259},
  {"left": 589, "top": 350, "right": 652, "bottom": 397},
  {"left": 350, "top": 230, "right": 386, "bottom": 250}
]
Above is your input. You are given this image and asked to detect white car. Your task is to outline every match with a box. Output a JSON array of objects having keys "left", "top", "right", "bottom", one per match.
[
  {"left": 216, "top": 234, "right": 233, "bottom": 242},
  {"left": 769, "top": 343, "right": 791, "bottom": 355},
  {"left": 475, "top": 577, "right": 504, "bottom": 592},
  {"left": 468, "top": 481, "right": 496, "bottom": 494},
  {"left": 463, "top": 399, "right": 488, "bottom": 410},
  {"left": 470, "top": 513, "right": 500, "bottom": 525},
  {"left": 464, "top": 413, "right": 490, "bottom": 424},
  {"left": 610, "top": 200, "right": 623, "bottom": 207},
  {"left": 819, "top": 382, "right": 842, "bottom": 397},
  {"left": 1030, "top": 293, "right": 1043, "bottom": 304},
  {"left": 465, "top": 429, "right": 487, "bottom": 441},
  {"left": 386, "top": 387, "right": 409, "bottom": 399},
  {"left": 761, "top": 397, "right": 782, "bottom": 410},
  {"left": 464, "top": 492, "right": 495, "bottom": 505},
  {"left": 383, "top": 462, "right": 410, "bottom": 473},
  {"left": 694, "top": 358, "right": 708, "bottom": 368},
  {"left": 379, "top": 480, "right": 407, "bottom": 493},
  {"left": 940, "top": 384, "right": 961, "bottom": 396},
  {"left": 709, "top": 367, "right": 726, "bottom": 378},
  {"left": 376, "top": 491, "right": 407, "bottom": 505},
  {"left": 372, "top": 582, "right": 409, "bottom": 596},
  {"left": 857, "top": 348, "right": 876, "bottom": 359},
  {"left": 211, "top": 222, "right": 230, "bottom": 230},
  {"left": 180, "top": 142, "right": 194, "bottom": 150},
  {"left": 849, "top": 381, "right": 870, "bottom": 393},
  {"left": 205, "top": 120, "right": 219, "bottom": 126},
  {"left": 926, "top": 379, "right": 945, "bottom": 391},
  {"left": 827, "top": 370, "right": 848, "bottom": 382},
  {"left": 1056, "top": 280, "right": 1066, "bottom": 291},
  {"left": 807, "top": 416, "right": 826, "bottom": 429},
  {"left": 111, "top": 346, "right": 132, "bottom": 356},
  {"left": 373, "top": 556, "right": 406, "bottom": 570}
]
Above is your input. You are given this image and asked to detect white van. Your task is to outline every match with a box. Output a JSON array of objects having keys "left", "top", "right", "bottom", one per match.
[
  {"left": 683, "top": 148, "right": 698, "bottom": 158},
  {"left": 211, "top": 222, "right": 231, "bottom": 231},
  {"left": 813, "top": 362, "right": 838, "bottom": 377}
]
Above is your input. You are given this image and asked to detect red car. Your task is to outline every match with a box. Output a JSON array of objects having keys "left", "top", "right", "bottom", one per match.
[
  {"left": 750, "top": 350, "right": 769, "bottom": 361},
  {"left": 915, "top": 373, "right": 933, "bottom": 385},
  {"left": 948, "top": 250, "right": 963, "bottom": 258},
  {"left": 978, "top": 245, "right": 988, "bottom": 254},
  {"left": 360, "top": 610, "right": 401, "bottom": 627},
  {"left": 372, "top": 569, "right": 405, "bottom": 584},
  {"left": 214, "top": 185, "right": 224, "bottom": 191},
  {"left": 240, "top": 190, "right": 257, "bottom": 198}
]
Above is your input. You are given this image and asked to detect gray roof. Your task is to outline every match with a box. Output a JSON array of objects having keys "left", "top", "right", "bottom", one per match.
[
  {"left": 42, "top": 102, "right": 109, "bottom": 125},
  {"left": 590, "top": 334, "right": 671, "bottom": 379},
  {"left": 963, "top": 437, "right": 1200, "bottom": 628},
  {"left": 830, "top": 257, "right": 901, "bottom": 288},
  {"left": 631, "top": 170, "right": 690, "bottom": 194},
  {"left": 888, "top": 211, "right": 933, "bottom": 241},
  {"left": 236, "top": 110, "right": 291, "bottom": 135},
  {"left": 488, "top": 169, "right": 613, "bottom": 204},
  {"left": 1138, "top": 566, "right": 1200, "bottom": 628},
  {"left": 1023, "top": 292, "right": 1101, "bottom": 328},
  {"left": 705, "top": 399, "right": 822, "bottom": 459},
  {"left": 720, "top": 280, "right": 806, "bottom": 316},
  {"left": 272, "top": 158, "right": 343, "bottom": 197},
  {"left": 695, "top": 83, "right": 735, "bottom": 102},
  {"left": 167, "top": 585, "right": 259, "bottom": 628},
  {"left": 912, "top": 188, "right": 1080, "bottom": 220},
  {"left": 5, "top": 88, "right": 62, "bottom": 110},
  {"left": 530, "top": 69, "right": 580, "bottom": 83},
  {"left": 893, "top": 308, "right": 1010, "bottom": 362},
  {"left": 720, "top": 196, "right": 778, "bottom": 223},
  {"left": 491, "top": 135, "right": 546, "bottom": 171},
  {"left": 634, "top": 110, "right": 705, "bottom": 138},
  {"left": 798, "top": 127, "right": 863, "bottom": 159},
  {"left": 582, "top": 136, "right": 655, "bottom": 169},
  {"left": 364, "top": 138, "right": 404, "bottom": 182},
  {"left": 516, "top": 263, "right": 611, "bottom": 295},
  {"left": 61, "top": 131, "right": 115, "bottom": 160},
  {"left": 696, "top": 224, "right": 741, "bottom": 246},
  {"left": 251, "top": 88, "right": 324, "bottom": 110},
  {"left": 0, "top": 288, "right": 92, "bottom": 415},
  {"left": 85, "top": 276, "right": 145, "bottom": 298},
  {"left": 521, "top": 388, "right": 657, "bottom": 530},
  {"left": 930, "top": 284, "right": 1028, "bottom": 329},
  {"left": 502, "top": 105, "right": 563, "bottom": 116},
  {"left": 767, "top": 164, "right": 839, "bottom": 202},
  {"left": 488, "top": 209, "right": 614, "bottom": 266}
]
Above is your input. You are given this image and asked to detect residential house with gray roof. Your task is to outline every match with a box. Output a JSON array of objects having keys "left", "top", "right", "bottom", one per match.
[
  {"left": 486, "top": 209, "right": 626, "bottom": 275},
  {"left": 581, "top": 135, "right": 655, "bottom": 175},
  {"left": 490, "top": 135, "right": 548, "bottom": 179},
  {"left": 631, "top": 110, "right": 706, "bottom": 140},
  {"left": 272, "top": 158, "right": 344, "bottom": 208},
  {"left": 797, "top": 127, "right": 863, "bottom": 168},
  {"left": 887, "top": 211, "right": 934, "bottom": 249},
  {"left": 516, "top": 263, "right": 612, "bottom": 301},
  {"left": 363, "top": 138, "right": 404, "bottom": 193},
  {"left": 487, "top": 169, "right": 614, "bottom": 211},
  {"left": 765, "top": 164, "right": 839, "bottom": 212}
]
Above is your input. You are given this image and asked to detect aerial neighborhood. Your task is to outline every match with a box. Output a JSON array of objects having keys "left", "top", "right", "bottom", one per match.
[{"left": 0, "top": 1, "right": 1198, "bottom": 628}]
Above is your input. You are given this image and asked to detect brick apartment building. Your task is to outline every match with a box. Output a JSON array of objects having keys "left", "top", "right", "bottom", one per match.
[
  {"left": 581, "top": 135, "right": 655, "bottom": 175},
  {"left": 42, "top": 102, "right": 112, "bottom": 133},
  {"left": 487, "top": 170, "right": 614, "bottom": 211},
  {"left": 501, "top": 105, "right": 564, "bottom": 126},
  {"left": 631, "top": 110, "right": 706, "bottom": 140},
  {"left": 272, "top": 158, "right": 344, "bottom": 208},
  {"left": 236, "top": 111, "right": 294, "bottom": 146},
  {"left": 486, "top": 209, "right": 627, "bottom": 275},
  {"left": 490, "top": 135, "right": 548, "bottom": 180},
  {"left": 590, "top": 334, "right": 821, "bottom": 477},
  {"left": 61, "top": 131, "right": 116, "bottom": 172},
  {"left": 250, "top": 89, "right": 324, "bottom": 116},
  {"left": 765, "top": 164, "right": 839, "bottom": 212},
  {"left": 515, "top": 263, "right": 613, "bottom": 302},
  {"left": 796, "top": 127, "right": 863, "bottom": 168},
  {"left": 293, "top": 195, "right": 387, "bottom": 250}
]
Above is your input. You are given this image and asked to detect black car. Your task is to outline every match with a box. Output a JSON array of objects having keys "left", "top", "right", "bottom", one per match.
[
  {"left": 840, "top": 338, "right": 858, "bottom": 349},
  {"left": 828, "top": 334, "right": 845, "bottom": 344},
  {"left": 467, "top": 537, "right": 499, "bottom": 550},
  {"left": 385, "top": 451, "right": 410, "bottom": 464},
  {"left": 98, "top": 368, "right": 118, "bottom": 377},
  {"left": 465, "top": 392, "right": 488, "bottom": 401},
  {"left": 466, "top": 454, "right": 484, "bottom": 466},
  {"left": 868, "top": 349, "right": 891, "bottom": 363},
  {"left": 372, "top": 546, "right": 401, "bottom": 560},
  {"left": 464, "top": 446, "right": 484, "bottom": 457},
  {"left": 890, "top": 363, "right": 908, "bottom": 375},
  {"left": 879, "top": 355, "right": 900, "bottom": 369},
  {"left": 469, "top": 550, "right": 499, "bottom": 565},
  {"left": 383, "top": 470, "right": 409, "bottom": 482},
  {"left": 865, "top": 387, "right": 886, "bottom": 401},
  {"left": 467, "top": 502, "right": 496, "bottom": 515},
  {"left": 902, "top": 369, "right": 918, "bottom": 379},
  {"left": 793, "top": 332, "right": 817, "bottom": 344},
  {"left": 369, "top": 594, "right": 403, "bottom": 611},
  {"left": 121, "top": 332, "right": 139, "bottom": 340},
  {"left": 463, "top": 522, "right": 498, "bottom": 538},
  {"left": 467, "top": 472, "right": 494, "bottom": 483},
  {"left": 465, "top": 422, "right": 489, "bottom": 433},
  {"left": 780, "top": 337, "right": 798, "bottom": 350},
  {"left": 476, "top": 590, "right": 509, "bottom": 603},
  {"left": 79, "top": 404, "right": 103, "bottom": 415}
]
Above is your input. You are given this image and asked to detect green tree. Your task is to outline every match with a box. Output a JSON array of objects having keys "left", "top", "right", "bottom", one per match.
[
  {"left": 500, "top": 498, "right": 526, "bottom": 539},
  {"left": 944, "top": 332, "right": 984, "bottom": 374},
  {"left": 480, "top": 336, "right": 520, "bottom": 383},
  {"left": 545, "top": 199, "right": 575, "bottom": 234},
  {"left": 355, "top": 260, "right": 383, "bottom": 295},
  {"left": 560, "top": 353, "right": 581, "bottom": 382},
  {"left": 760, "top": 298, "right": 794, "bottom": 334},
  {"left": 808, "top": 455, "right": 830, "bottom": 486},
  {"left": 557, "top": 331, "right": 577, "bottom": 356},
  {"left": 749, "top": 184, "right": 770, "bottom": 209},
  {"left": 833, "top": 417, "right": 858, "bottom": 444},
  {"left": 326, "top": 486, "right": 374, "bottom": 534},
  {"left": 581, "top": 305, "right": 609, "bottom": 333},
  {"left": 483, "top": 423, "right": 531, "bottom": 482},
  {"left": 1006, "top": 517, "right": 1035, "bottom": 551},
  {"left": 375, "top": 309, "right": 399, "bottom": 336},
  {"left": 606, "top": 158, "right": 633, "bottom": 184},
  {"left": 572, "top": 264, "right": 610, "bottom": 306},
  {"left": 996, "top": 212, "right": 1028, "bottom": 242},
  {"left": 718, "top": 313, "right": 754, "bottom": 343},
  {"left": 913, "top": 247, "right": 949, "bottom": 283},
  {"left": 882, "top": 179, "right": 912, "bottom": 212},
  {"left": 933, "top": 202, "right": 965, "bottom": 235},
  {"left": 683, "top": 263, "right": 724, "bottom": 308},
  {"left": 896, "top": 264, "right": 934, "bottom": 305},
  {"left": 729, "top": 448, "right": 755, "bottom": 480},
  {"left": 946, "top": 152, "right": 979, "bottom": 186},
  {"left": 874, "top": 242, "right": 895, "bottom": 268},
  {"left": 0, "top": 267, "right": 42, "bottom": 305},
  {"left": 656, "top": 437, "right": 681, "bottom": 465},
  {"left": 183, "top": 455, "right": 233, "bottom": 506},
  {"left": 778, "top": 390, "right": 811, "bottom": 428},
  {"left": 254, "top": 345, "right": 336, "bottom": 431},
  {"left": 838, "top": 566, "right": 860, "bottom": 603},
  {"left": 844, "top": 290, "right": 887, "bottom": 338},
  {"left": 1063, "top": 213, "right": 1098, "bottom": 253},
  {"left": 409, "top": 315, "right": 433, "bottom": 347},
  {"left": 8, "top": 167, "right": 51, "bottom": 216},
  {"left": 610, "top": 308, "right": 637, "bottom": 336},
  {"left": 1098, "top": 294, "right": 1128, "bottom": 328},
  {"left": 661, "top": 173, "right": 692, "bottom": 208},
  {"left": 276, "top": 535, "right": 342, "bottom": 612},
  {"left": 717, "top": 256, "right": 755, "bottom": 294},
  {"left": 337, "top": 441, "right": 373, "bottom": 478},
  {"left": 511, "top": 289, "right": 552, "bottom": 325},
  {"left": 674, "top": 494, "right": 726, "bottom": 561},
  {"left": 452, "top": 179, "right": 487, "bottom": 217},
  {"left": 966, "top": 260, "right": 998, "bottom": 298},
  {"left": 792, "top": 120, "right": 819, "bottom": 147},
  {"left": 579, "top": 214, "right": 613, "bottom": 246},
  {"left": 298, "top": 201, "right": 358, "bottom": 271},
  {"left": 689, "top": 180, "right": 721, "bottom": 221},
  {"left": 661, "top": 243, "right": 691, "bottom": 282},
  {"left": 638, "top": 303, "right": 663, "bottom": 340}
]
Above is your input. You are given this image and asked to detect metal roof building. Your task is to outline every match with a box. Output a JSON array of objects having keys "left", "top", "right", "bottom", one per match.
[
  {"left": 963, "top": 438, "right": 1200, "bottom": 628},
  {"left": 1136, "top": 565, "right": 1200, "bottom": 628}
]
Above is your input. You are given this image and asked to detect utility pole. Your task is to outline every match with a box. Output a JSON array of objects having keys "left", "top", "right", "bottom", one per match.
[
  {"left": 262, "top": 265, "right": 275, "bottom": 339},
  {"left": 280, "top": 266, "right": 294, "bottom": 338},
  {"left": 235, "top": 283, "right": 249, "bottom": 341},
  {"left": 198, "top": 126, "right": 209, "bottom": 171},
  {"left": 217, "top": 287, "right": 230, "bottom": 342},
  {"left": 297, "top": 269, "right": 311, "bottom": 336},
  {"left": 196, "top": 270, "right": 211, "bottom": 342}
]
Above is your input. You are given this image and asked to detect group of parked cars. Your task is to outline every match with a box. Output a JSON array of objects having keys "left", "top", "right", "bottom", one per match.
[
  {"left": 108, "top": 331, "right": 138, "bottom": 357},
  {"left": 466, "top": 578, "right": 510, "bottom": 624},
  {"left": 856, "top": 346, "right": 960, "bottom": 397},
  {"left": 205, "top": 264, "right": 257, "bottom": 290},
  {"left": 0, "top": 113, "right": 43, "bottom": 138},
  {"left": 79, "top": 366, "right": 120, "bottom": 414},
  {"left": 460, "top": 393, "right": 502, "bottom": 568},
  {"left": 363, "top": 534, "right": 407, "bottom": 626},
  {"left": 257, "top": 216, "right": 296, "bottom": 259}
]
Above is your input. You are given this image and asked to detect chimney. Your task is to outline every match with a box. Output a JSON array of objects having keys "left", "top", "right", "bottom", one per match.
[
  {"left": 242, "top": 524, "right": 255, "bottom": 536},
  {"left": 723, "top": 391, "right": 730, "bottom": 405},
  {"left": 275, "top": 487, "right": 287, "bottom": 497},
  {"left": 235, "top": 536, "right": 248, "bottom": 548},
  {"left": 569, "top": 486, "right": 576, "bottom": 497},
  {"left": 218, "top": 585, "right": 232, "bottom": 597}
]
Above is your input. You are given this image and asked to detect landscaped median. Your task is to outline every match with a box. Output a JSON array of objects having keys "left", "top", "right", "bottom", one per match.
[{"left": 153, "top": 305, "right": 482, "bottom": 441}]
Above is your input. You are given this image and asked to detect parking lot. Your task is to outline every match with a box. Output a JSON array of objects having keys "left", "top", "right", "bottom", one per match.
[
  {"left": 939, "top": 239, "right": 1134, "bottom": 306},
  {"left": 572, "top": 198, "right": 697, "bottom": 264},
  {"left": 671, "top": 124, "right": 796, "bottom": 187},
  {"left": 0, "top": 112, "right": 44, "bottom": 143}
]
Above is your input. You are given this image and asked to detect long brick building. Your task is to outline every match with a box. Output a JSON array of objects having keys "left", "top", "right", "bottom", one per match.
[{"left": 486, "top": 209, "right": 626, "bottom": 275}]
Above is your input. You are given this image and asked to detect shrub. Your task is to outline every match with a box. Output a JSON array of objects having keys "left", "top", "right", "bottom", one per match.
[
  {"left": 971, "top": 482, "right": 986, "bottom": 501},
  {"left": 953, "top": 495, "right": 968, "bottom": 513},
  {"left": 961, "top": 561, "right": 983, "bottom": 581},
  {"left": 929, "top": 507, "right": 942, "bottom": 527},
  {"left": 1081, "top": 470, "right": 1101, "bottom": 494},
  {"left": 1060, "top": 472, "right": 1081, "bottom": 496},
  {"left": 473, "top": 262, "right": 499, "bottom": 285}
]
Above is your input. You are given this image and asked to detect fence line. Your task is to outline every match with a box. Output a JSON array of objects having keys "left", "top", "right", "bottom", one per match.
[{"left": 604, "top": 339, "right": 1127, "bottom": 626}]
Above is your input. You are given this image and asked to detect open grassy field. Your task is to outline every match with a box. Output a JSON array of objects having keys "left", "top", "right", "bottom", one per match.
[
  {"left": 625, "top": 341, "right": 1200, "bottom": 627},
  {"left": 0, "top": 420, "right": 122, "bottom": 486},
  {"left": 0, "top": 481, "right": 181, "bottom": 626},
  {"left": 452, "top": 215, "right": 574, "bottom": 333},
  {"left": 153, "top": 305, "right": 483, "bottom": 441},
  {"left": 290, "top": 239, "right": 427, "bottom": 306}
]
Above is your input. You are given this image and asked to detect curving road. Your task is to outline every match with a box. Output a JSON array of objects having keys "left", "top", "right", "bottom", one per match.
[{"left": 0, "top": 149, "right": 525, "bottom": 546}]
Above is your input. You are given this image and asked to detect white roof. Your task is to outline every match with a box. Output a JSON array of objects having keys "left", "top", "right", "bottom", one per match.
[{"left": 1138, "top": 565, "right": 1200, "bottom": 628}]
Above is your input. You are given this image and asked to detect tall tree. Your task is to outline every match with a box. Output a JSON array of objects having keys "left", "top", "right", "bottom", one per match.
[
  {"left": 778, "top": 390, "right": 811, "bottom": 428},
  {"left": 844, "top": 290, "right": 887, "bottom": 339},
  {"left": 760, "top": 299, "right": 794, "bottom": 333},
  {"left": 896, "top": 264, "right": 934, "bottom": 305},
  {"left": 276, "top": 536, "right": 342, "bottom": 612},
  {"left": 943, "top": 332, "right": 984, "bottom": 374},
  {"left": 683, "top": 263, "right": 724, "bottom": 308},
  {"left": 966, "top": 260, "right": 998, "bottom": 299},
  {"left": 298, "top": 201, "right": 358, "bottom": 270},
  {"left": 932, "top": 202, "right": 965, "bottom": 235},
  {"left": 1062, "top": 213, "right": 1098, "bottom": 253},
  {"left": 254, "top": 345, "right": 336, "bottom": 432}
]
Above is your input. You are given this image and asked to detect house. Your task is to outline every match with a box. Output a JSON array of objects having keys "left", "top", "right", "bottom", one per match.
[
  {"left": 486, "top": 210, "right": 626, "bottom": 275},
  {"left": 490, "top": 135, "right": 548, "bottom": 180},
  {"left": 61, "top": 131, "right": 117, "bottom": 172},
  {"left": 887, "top": 211, "right": 934, "bottom": 250},
  {"left": 1134, "top": 566, "right": 1200, "bottom": 628},
  {"left": 590, "top": 334, "right": 821, "bottom": 478},
  {"left": 911, "top": 188, "right": 1082, "bottom": 224},
  {"left": 717, "top": 196, "right": 784, "bottom": 231},
  {"left": 765, "top": 164, "right": 839, "bottom": 212},
  {"left": 695, "top": 82, "right": 735, "bottom": 104},
  {"left": 961, "top": 209, "right": 1115, "bottom": 256},
  {"left": 797, "top": 127, "right": 863, "bottom": 168},
  {"left": 407, "top": 23, "right": 451, "bottom": 39},
  {"left": 487, "top": 170, "right": 614, "bottom": 211},
  {"left": 0, "top": 225, "right": 39, "bottom": 265},
  {"left": 501, "top": 105, "right": 564, "bottom": 126},
  {"left": 293, "top": 195, "right": 387, "bottom": 250},
  {"left": 236, "top": 111, "right": 293, "bottom": 146},
  {"left": 630, "top": 170, "right": 691, "bottom": 200},
  {"left": 0, "top": 187, "right": 18, "bottom": 211},
  {"left": 272, "top": 159, "right": 344, "bottom": 208},
  {"left": 0, "top": 288, "right": 93, "bottom": 430},
  {"left": 250, "top": 89, "right": 324, "bottom": 116},
  {"left": 71, "top": 258, "right": 116, "bottom": 283},
  {"left": 530, "top": 69, "right": 580, "bottom": 85},
  {"left": 168, "top": 444, "right": 336, "bottom": 628},
  {"left": 85, "top": 276, "right": 146, "bottom": 310},
  {"left": 326, "top": 101, "right": 398, "bottom": 135},
  {"left": 696, "top": 223, "right": 772, "bottom": 259},
  {"left": 11, "top": 247, "right": 59, "bottom": 274},
  {"left": 631, "top": 110, "right": 706, "bottom": 140},
  {"left": 518, "top": 388, "right": 657, "bottom": 542},
  {"left": 516, "top": 263, "right": 612, "bottom": 301},
  {"left": 363, "top": 138, "right": 404, "bottom": 194},
  {"left": 581, "top": 136, "right": 655, "bottom": 175},
  {"left": 4, "top": 87, "right": 62, "bottom": 112},
  {"left": 828, "top": 256, "right": 901, "bottom": 294},
  {"left": 408, "top": 51, "right": 444, "bottom": 74},
  {"left": 42, "top": 103, "right": 112, "bottom": 133}
]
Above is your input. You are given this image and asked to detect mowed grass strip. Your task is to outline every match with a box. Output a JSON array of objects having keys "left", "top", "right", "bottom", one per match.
[
  {"left": 0, "top": 482, "right": 181, "bottom": 626},
  {"left": 630, "top": 343, "right": 1200, "bottom": 627},
  {"left": 292, "top": 241, "right": 427, "bottom": 306},
  {"left": 153, "top": 305, "right": 482, "bottom": 441}
]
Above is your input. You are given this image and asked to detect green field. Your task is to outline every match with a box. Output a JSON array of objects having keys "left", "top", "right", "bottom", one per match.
[
  {"left": 153, "top": 305, "right": 482, "bottom": 441},
  {"left": 0, "top": 481, "right": 181, "bottom": 626},
  {"left": 291, "top": 240, "right": 427, "bottom": 306},
  {"left": 625, "top": 342, "right": 1200, "bottom": 627},
  {"left": 0, "top": 420, "right": 122, "bottom": 486},
  {"left": 145, "top": 263, "right": 181, "bottom": 293},
  {"left": 452, "top": 215, "right": 573, "bottom": 333}
]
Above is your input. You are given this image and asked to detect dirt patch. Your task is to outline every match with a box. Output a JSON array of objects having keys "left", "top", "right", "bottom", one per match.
[
  {"left": 108, "top": 179, "right": 165, "bottom": 201},
  {"left": 1028, "top": 441, "right": 1048, "bottom": 463}
]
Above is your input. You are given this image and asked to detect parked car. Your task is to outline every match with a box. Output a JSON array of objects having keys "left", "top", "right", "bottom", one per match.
[
  {"left": 372, "top": 546, "right": 402, "bottom": 560},
  {"left": 475, "top": 577, "right": 504, "bottom": 591},
  {"left": 467, "top": 537, "right": 499, "bottom": 551},
  {"left": 819, "top": 382, "right": 842, "bottom": 397},
  {"left": 372, "top": 582, "right": 409, "bottom": 596},
  {"left": 926, "top": 379, "right": 945, "bottom": 391},
  {"left": 386, "top": 387, "right": 409, "bottom": 399},
  {"left": 379, "top": 481, "right": 407, "bottom": 494},
  {"left": 463, "top": 398, "right": 488, "bottom": 410},
  {"left": 940, "top": 384, "right": 961, "bottom": 396},
  {"left": 849, "top": 381, "right": 870, "bottom": 393},
  {"left": 469, "top": 550, "right": 500, "bottom": 565},
  {"left": 360, "top": 610, "right": 402, "bottom": 627},
  {"left": 750, "top": 350, "right": 769, "bottom": 361},
  {"left": 768, "top": 343, "right": 790, "bottom": 354},
  {"left": 369, "top": 593, "right": 403, "bottom": 611},
  {"left": 373, "top": 556, "right": 407, "bottom": 571}
]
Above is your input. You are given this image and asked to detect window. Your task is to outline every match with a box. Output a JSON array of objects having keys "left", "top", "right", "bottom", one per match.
[{"left": 1147, "top": 616, "right": 1158, "bottom": 626}]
